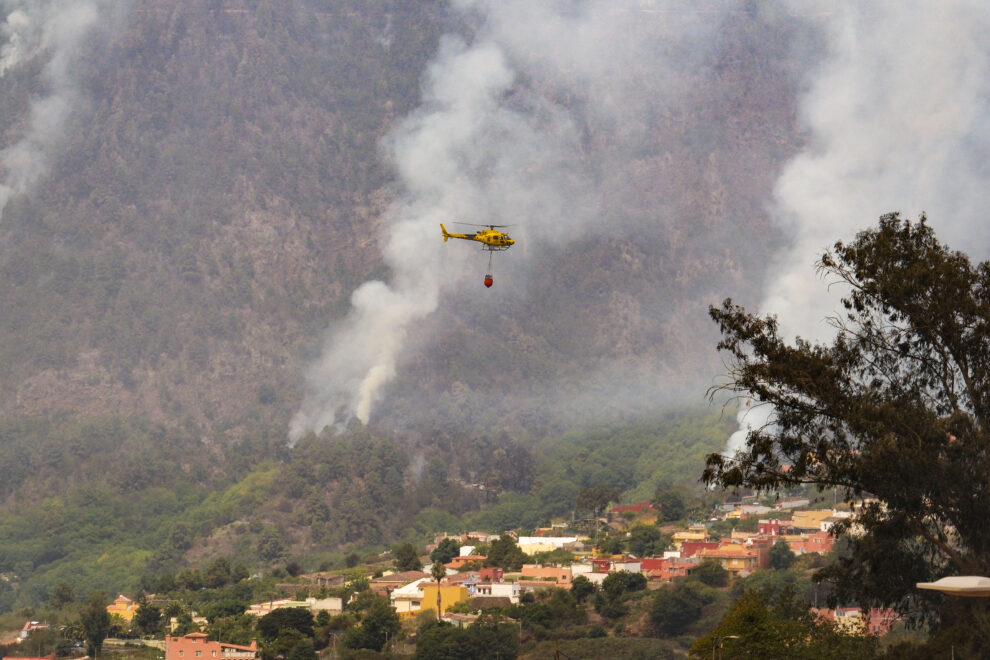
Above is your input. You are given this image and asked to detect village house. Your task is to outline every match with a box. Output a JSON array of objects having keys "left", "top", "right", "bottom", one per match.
[
  {"left": 730, "top": 529, "right": 760, "bottom": 542},
  {"left": 420, "top": 584, "right": 470, "bottom": 615},
  {"left": 446, "top": 555, "right": 485, "bottom": 570},
  {"left": 680, "top": 541, "right": 720, "bottom": 558},
  {"left": 474, "top": 581, "right": 520, "bottom": 603},
  {"left": 820, "top": 512, "right": 851, "bottom": 532},
  {"left": 107, "top": 594, "right": 139, "bottom": 622},
  {"left": 699, "top": 544, "right": 760, "bottom": 576},
  {"left": 19, "top": 621, "right": 50, "bottom": 639},
  {"left": 245, "top": 596, "right": 343, "bottom": 617},
  {"left": 440, "top": 612, "right": 481, "bottom": 628},
  {"left": 639, "top": 557, "right": 698, "bottom": 581},
  {"left": 478, "top": 567, "right": 503, "bottom": 582},
  {"left": 370, "top": 570, "right": 432, "bottom": 595},
  {"left": 612, "top": 559, "right": 642, "bottom": 574},
  {"left": 791, "top": 509, "right": 835, "bottom": 531},
  {"left": 516, "top": 536, "right": 579, "bottom": 555},
  {"left": 671, "top": 525, "right": 708, "bottom": 550},
  {"left": 785, "top": 530, "right": 835, "bottom": 555},
  {"left": 165, "top": 633, "right": 258, "bottom": 660},
  {"left": 519, "top": 565, "right": 572, "bottom": 586},
  {"left": 169, "top": 615, "right": 208, "bottom": 632},
  {"left": 300, "top": 572, "right": 345, "bottom": 590},
  {"left": 390, "top": 578, "right": 432, "bottom": 616}
]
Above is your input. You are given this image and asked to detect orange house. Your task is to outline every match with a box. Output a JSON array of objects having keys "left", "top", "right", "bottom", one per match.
[
  {"left": 165, "top": 633, "right": 258, "bottom": 660},
  {"left": 446, "top": 555, "right": 485, "bottom": 570},
  {"left": 520, "top": 565, "right": 572, "bottom": 586},
  {"left": 699, "top": 544, "right": 759, "bottom": 575}
]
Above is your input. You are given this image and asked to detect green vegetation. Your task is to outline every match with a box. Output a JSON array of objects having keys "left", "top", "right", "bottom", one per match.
[
  {"left": 691, "top": 590, "right": 882, "bottom": 659},
  {"left": 705, "top": 216, "right": 990, "bottom": 634},
  {"left": 0, "top": 407, "right": 734, "bottom": 615},
  {"left": 414, "top": 616, "right": 520, "bottom": 660}
]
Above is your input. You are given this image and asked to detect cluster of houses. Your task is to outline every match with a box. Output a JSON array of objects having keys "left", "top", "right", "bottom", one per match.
[
  {"left": 7, "top": 497, "right": 896, "bottom": 653},
  {"left": 148, "top": 498, "right": 894, "bottom": 634}
]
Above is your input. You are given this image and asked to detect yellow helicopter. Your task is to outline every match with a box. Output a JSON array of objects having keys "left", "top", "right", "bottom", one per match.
[
  {"left": 440, "top": 223, "right": 515, "bottom": 288},
  {"left": 440, "top": 223, "right": 515, "bottom": 251}
]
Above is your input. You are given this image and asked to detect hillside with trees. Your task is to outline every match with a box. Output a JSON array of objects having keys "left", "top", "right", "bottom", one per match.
[
  {"left": 0, "top": 0, "right": 806, "bottom": 437},
  {"left": 0, "top": 0, "right": 819, "bottom": 643}
]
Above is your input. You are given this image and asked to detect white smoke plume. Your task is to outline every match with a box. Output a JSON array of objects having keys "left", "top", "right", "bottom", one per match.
[
  {"left": 291, "top": 36, "right": 557, "bottom": 438},
  {"left": 728, "top": 1, "right": 990, "bottom": 453},
  {"left": 0, "top": 0, "right": 123, "bottom": 210},
  {"left": 290, "top": 1, "right": 717, "bottom": 439}
]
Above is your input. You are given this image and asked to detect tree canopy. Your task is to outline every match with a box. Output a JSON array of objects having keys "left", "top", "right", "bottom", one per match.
[
  {"left": 690, "top": 590, "right": 881, "bottom": 659},
  {"left": 704, "top": 214, "right": 990, "bottom": 620},
  {"left": 392, "top": 543, "right": 422, "bottom": 572}
]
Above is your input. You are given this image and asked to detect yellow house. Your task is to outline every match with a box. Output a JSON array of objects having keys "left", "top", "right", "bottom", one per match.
[
  {"left": 419, "top": 585, "right": 469, "bottom": 615},
  {"left": 671, "top": 525, "right": 707, "bottom": 550},
  {"left": 107, "top": 594, "right": 139, "bottom": 622},
  {"left": 792, "top": 510, "right": 833, "bottom": 530},
  {"left": 730, "top": 529, "right": 759, "bottom": 542},
  {"left": 699, "top": 545, "right": 759, "bottom": 575}
]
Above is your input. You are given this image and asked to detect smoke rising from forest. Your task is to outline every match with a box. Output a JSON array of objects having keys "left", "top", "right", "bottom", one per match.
[
  {"left": 0, "top": 0, "right": 124, "bottom": 210},
  {"left": 728, "top": 1, "right": 990, "bottom": 453},
  {"left": 294, "top": 1, "right": 990, "bottom": 441},
  {"left": 290, "top": 1, "right": 722, "bottom": 439}
]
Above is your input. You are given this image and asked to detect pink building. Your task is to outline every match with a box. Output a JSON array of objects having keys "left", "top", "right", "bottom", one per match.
[
  {"left": 642, "top": 558, "right": 696, "bottom": 581},
  {"left": 787, "top": 530, "right": 835, "bottom": 555},
  {"left": 165, "top": 633, "right": 258, "bottom": 660}
]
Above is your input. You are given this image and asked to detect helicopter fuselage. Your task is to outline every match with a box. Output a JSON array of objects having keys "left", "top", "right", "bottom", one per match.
[{"left": 441, "top": 224, "right": 515, "bottom": 251}]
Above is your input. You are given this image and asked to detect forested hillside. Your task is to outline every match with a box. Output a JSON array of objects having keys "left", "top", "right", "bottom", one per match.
[
  {"left": 0, "top": 407, "right": 736, "bottom": 613},
  {"left": 0, "top": 0, "right": 446, "bottom": 436},
  {"left": 0, "top": 1, "right": 806, "bottom": 436},
  {"left": 0, "top": 0, "right": 808, "bottom": 614}
]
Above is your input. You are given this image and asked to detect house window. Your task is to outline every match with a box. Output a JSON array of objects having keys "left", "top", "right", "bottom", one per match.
[
  {"left": 213, "top": 652, "right": 217, "bottom": 657},
  {"left": 179, "top": 653, "right": 184, "bottom": 657},
  {"left": 196, "top": 652, "right": 202, "bottom": 657}
]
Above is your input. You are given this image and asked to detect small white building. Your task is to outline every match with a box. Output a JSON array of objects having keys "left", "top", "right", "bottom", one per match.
[
  {"left": 474, "top": 582, "right": 520, "bottom": 603},
  {"left": 389, "top": 577, "right": 431, "bottom": 615},
  {"left": 612, "top": 560, "right": 642, "bottom": 574}
]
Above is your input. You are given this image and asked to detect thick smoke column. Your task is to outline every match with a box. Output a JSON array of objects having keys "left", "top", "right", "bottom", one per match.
[
  {"left": 290, "top": 35, "right": 590, "bottom": 438},
  {"left": 0, "top": 0, "right": 121, "bottom": 210},
  {"left": 290, "top": 1, "right": 716, "bottom": 438},
  {"left": 728, "top": 1, "right": 990, "bottom": 452}
]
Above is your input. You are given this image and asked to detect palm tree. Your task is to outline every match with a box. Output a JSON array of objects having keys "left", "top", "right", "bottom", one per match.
[{"left": 430, "top": 561, "right": 446, "bottom": 621}]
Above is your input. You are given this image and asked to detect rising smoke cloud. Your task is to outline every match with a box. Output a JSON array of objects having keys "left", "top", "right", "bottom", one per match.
[
  {"left": 728, "top": 1, "right": 990, "bottom": 453},
  {"left": 296, "top": 1, "right": 990, "bottom": 442},
  {"left": 289, "top": 27, "right": 600, "bottom": 438},
  {"left": 0, "top": 0, "right": 124, "bottom": 210},
  {"left": 290, "top": 1, "right": 719, "bottom": 439}
]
